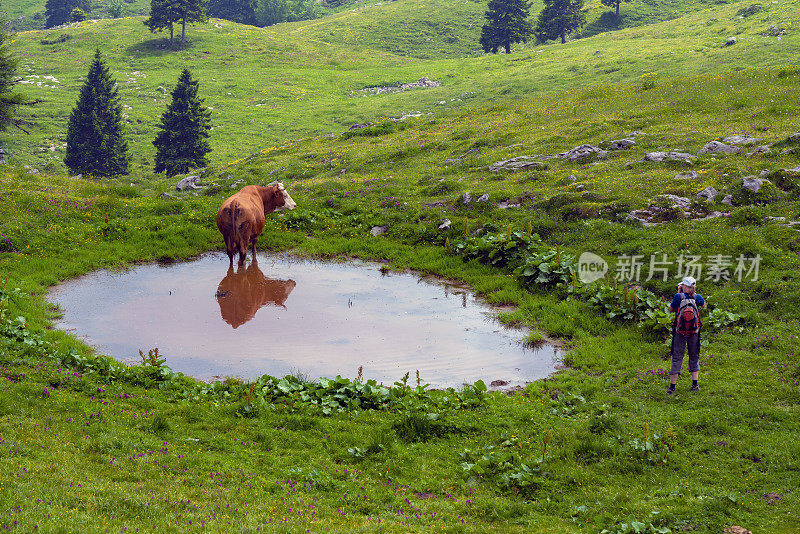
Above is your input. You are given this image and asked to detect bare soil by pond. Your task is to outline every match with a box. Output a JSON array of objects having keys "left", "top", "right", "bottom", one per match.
[{"left": 48, "top": 253, "right": 559, "bottom": 388}]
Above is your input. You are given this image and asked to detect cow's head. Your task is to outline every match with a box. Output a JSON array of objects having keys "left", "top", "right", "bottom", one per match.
[{"left": 269, "top": 182, "right": 297, "bottom": 211}]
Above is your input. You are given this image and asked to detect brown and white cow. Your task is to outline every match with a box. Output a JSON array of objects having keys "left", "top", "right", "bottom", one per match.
[{"left": 216, "top": 182, "right": 296, "bottom": 266}]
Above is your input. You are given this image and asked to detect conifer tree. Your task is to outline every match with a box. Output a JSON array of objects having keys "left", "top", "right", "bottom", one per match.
[
  {"left": 153, "top": 69, "right": 211, "bottom": 177},
  {"left": 207, "top": 0, "right": 257, "bottom": 25},
  {"left": 534, "top": 0, "right": 585, "bottom": 44},
  {"left": 64, "top": 50, "right": 130, "bottom": 176},
  {"left": 0, "top": 25, "right": 29, "bottom": 133},
  {"left": 44, "top": 0, "right": 88, "bottom": 28},
  {"left": 479, "top": 0, "right": 532, "bottom": 54}
]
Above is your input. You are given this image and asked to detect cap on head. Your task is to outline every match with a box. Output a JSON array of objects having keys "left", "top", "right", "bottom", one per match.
[{"left": 681, "top": 276, "right": 696, "bottom": 287}]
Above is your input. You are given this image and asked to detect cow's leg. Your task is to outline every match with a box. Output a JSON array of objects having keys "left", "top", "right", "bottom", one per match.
[
  {"left": 250, "top": 236, "right": 258, "bottom": 262},
  {"left": 237, "top": 229, "right": 251, "bottom": 267},
  {"left": 224, "top": 236, "right": 235, "bottom": 266}
]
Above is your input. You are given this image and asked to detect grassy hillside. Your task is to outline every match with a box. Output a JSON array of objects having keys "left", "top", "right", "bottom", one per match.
[
  {"left": 4, "top": 0, "right": 800, "bottom": 174},
  {"left": 1, "top": 0, "right": 800, "bottom": 531}
]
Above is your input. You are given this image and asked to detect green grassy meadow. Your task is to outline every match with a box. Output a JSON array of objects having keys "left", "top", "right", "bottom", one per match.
[{"left": 1, "top": 0, "right": 800, "bottom": 531}]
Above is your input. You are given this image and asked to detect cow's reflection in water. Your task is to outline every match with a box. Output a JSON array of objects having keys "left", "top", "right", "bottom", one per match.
[{"left": 215, "top": 257, "right": 296, "bottom": 329}]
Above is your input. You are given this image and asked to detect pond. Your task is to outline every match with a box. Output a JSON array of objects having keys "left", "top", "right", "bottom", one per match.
[{"left": 48, "top": 253, "right": 559, "bottom": 388}]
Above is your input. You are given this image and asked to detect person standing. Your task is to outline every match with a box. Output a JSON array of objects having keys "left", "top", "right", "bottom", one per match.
[{"left": 667, "top": 276, "right": 706, "bottom": 394}]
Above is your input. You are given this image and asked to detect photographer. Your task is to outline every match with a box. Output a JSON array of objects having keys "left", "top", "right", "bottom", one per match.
[{"left": 667, "top": 276, "right": 706, "bottom": 395}]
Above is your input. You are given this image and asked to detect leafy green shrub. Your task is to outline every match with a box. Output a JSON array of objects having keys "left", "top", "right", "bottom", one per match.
[
  {"left": 40, "top": 34, "right": 72, "bottom": 45},
  {"left": 460, "top": 437, "right": 544, "bottom": 496},
  {"left": 727, "top": 205, "right": 765, "bottom": 226},
  {"left": 341, "top": 121, "right": 401, "bottom": 139},
  {"left": 450, "top": 229, "right": 543, "bottom": 269},
  {"left": 729, "top": 178, "right": 778, "bottom": 205},
  {"left": 516, "top": 249, "right": 576, "bottom": 289}
]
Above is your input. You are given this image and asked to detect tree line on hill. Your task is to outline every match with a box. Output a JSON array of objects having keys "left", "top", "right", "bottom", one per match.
[
  {"left": 480, "top": 0, "right": 628, "bottom": 53},
  {"left": 42, "top": 0, "right": 324, "bottom": 30}
]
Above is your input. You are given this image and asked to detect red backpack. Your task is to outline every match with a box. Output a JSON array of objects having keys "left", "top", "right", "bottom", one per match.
[{"left": 675, "top": 293, "right": 700, "bottom": 337}]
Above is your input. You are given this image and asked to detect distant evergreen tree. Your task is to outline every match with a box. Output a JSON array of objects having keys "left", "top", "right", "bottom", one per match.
[
  {"left": 207, "top": 0, "right": 257, "bottom": 25},
  {"left": 144, "top": 0, "right": 207, "bottom": 48},
  {"left": 255, "top": 0, "right": 287, "bottom": 26},
  {"left": 479, "top": 0, "right": 533, "bottom": 54},
  {"left": 44, "top": 0, "right": 88, "bottom": 28},
  {"left": 0, "top": 25, "right": 29, "bottom": 133},
  {"left": 69, "top": 7, "right": 86, "bottom": 21},
  {"left": 534, "top": 0, "right": 585, "bottom": 44},
  {"left": 153, "top": 69, "right": 211, "bottom": 177},
  {"left": 64, "top": 50, "right": 130, "bottom": 176},
  {"left": 600, "top": 0, "right": 628, "bottom": 17}
]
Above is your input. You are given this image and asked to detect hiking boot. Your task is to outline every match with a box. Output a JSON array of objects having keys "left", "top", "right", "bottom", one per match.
[
  {"left": 666, "top": 387, "right": 676, "bottom": 395},
  {"left": 690, "top": 383, "right": 700, "bottom": 392}
]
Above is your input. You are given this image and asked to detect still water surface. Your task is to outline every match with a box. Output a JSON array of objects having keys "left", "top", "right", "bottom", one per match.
[{"left": 48, "top": 253, "right": 559, "bottom": 388}]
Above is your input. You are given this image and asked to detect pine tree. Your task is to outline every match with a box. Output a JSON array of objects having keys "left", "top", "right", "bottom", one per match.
[
  {"left": 64, "top": 50, "right": 130, "bottom": 176},
  {"left": 207, "top": 0, "right": 257, "bottom": 25},
  {"left": 153, "top": 69, "right": 211, "bottom": 177},
  {"left": 0, "top": 25, "right": 28, "bottom": 133},
  {"left": 479, "top": 0, "right": 533, "bottom": 54},
  {"left": 534, "top": 0, "right": 585, "bottom": 44},
  {"left": 44, "top": 0, "right": 88, "bottom": 28}
]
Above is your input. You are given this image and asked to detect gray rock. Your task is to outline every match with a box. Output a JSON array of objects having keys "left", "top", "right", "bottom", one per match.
[
  {"left": 698, "top": 141, "right": 742, "bottom": 155},
  {"left": 476, "top": 194, "right": 490, "bottom": 203},
  {"left": 696, "top": 186, "right": 719, "bottom": 201},
  {"left": 725, "top": 36, "right": 737, "bottom": 46},
  {"left": 567, "top": 174, "right": 577, "bottom": 182},
  {"left": 721, "top": 195, "right": 734, "bottom": 206},
  {"left": 563, "top": 144, "right": 607, "bottom": 162},
  {"left": 723, "top": 135, "right": 761, "bottom": 145},
  {"left": 176, "top": 175, "right": 202, "bottom": 191},
  {"left": 497, "top": 201, "right": 520, "bottom": 210},
  {"left": 488, "top": 156, "right": 543, "bottom": 172},
  {"left": 606, "top": 138, "right": 636, "bottom": 150},
  {"left": 438, "top": 219, "right": 451, "bottom": 230},
  {"left": 642, "top": 151, "right": 696, "bottom": 163},
  {"left": 628, "top": 131, "right": 646, "bottom": 137},
  {"left": 702, "top": 211, "right": 726, "bottom": 220},
  {"left": 71, "top": 174, "right": 82, "bottom": 180},
  {"left": 747, "top": 145, "right": 772, "bottom": 157},
  {"left": 761, "top": 25, "right": 787, "bottom": 37},
  {"left": 742, "top": 176, "right": 770, "bottom": 193},
  {"left": 160, "top": 192, "right": 177, "bottom": 199},
  {"left": 765, "top": 216, "right": 786, "bottom": 222},
  {"left": 462, "top": 192, "right": 472, "bottom": 205},
  {"left": 657, "top": 194, "right": 692, "bottom": 209},
  {"left": 370, "top": 226, "right": 387, "bottom": 236},
  {"left": 675, "top": 171, "right": 700, "bottom": 180}
]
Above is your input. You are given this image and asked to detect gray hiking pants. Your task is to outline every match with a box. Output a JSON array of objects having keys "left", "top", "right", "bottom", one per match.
[{"left": 670, "top": 331, "right": 700, "bottom": 375}]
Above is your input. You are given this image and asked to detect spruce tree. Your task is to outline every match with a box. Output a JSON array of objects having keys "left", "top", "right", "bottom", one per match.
[
  {"left": 153, "top": 69, "right": 211, "bottom": 177},
  {"left": 45, "top": 0, "right": 88, "bottom": 28},
  {"left": 480, "top": 0, "right": 532, "bottom": 54},
  {"left": 207, "top": 0, "right": 257, "bottom": 25},
  {"left": 64, "top": 50, "right": 130, "bottom": 176},
  {"left": 0, "top": 25, "right": 28, "bottom": 133},
  {"left": 534, "top": 0, "right": 585, "bottom": 44}
]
